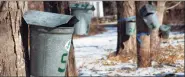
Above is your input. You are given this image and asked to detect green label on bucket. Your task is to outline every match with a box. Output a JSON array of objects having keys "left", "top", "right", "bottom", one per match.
[
  {"left": 58, "top": 40, "right": 71, "bottom": 73},
  {"left": 58, "top": 53, "right": 68, "bottom": 73},
  {"left": 126, "top": 22, "right": 136, "bottom": 35},
  {"left": 65, "top": 40, "right": 71, "bottom": 52},
  {"left": 129, "top": 28, "right": 134, "bottom": 33}
]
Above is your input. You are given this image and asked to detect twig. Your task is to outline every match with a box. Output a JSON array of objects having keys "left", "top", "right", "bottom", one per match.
[{"left": 166, "top": 1, "right": 181, "bottom": 10}]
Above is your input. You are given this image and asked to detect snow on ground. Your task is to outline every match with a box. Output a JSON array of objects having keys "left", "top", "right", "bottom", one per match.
[
  {"left": 73, "top": 26, "right": 184, "bottom": 76},
  {"left": 161, "top": 32, "right": 184, "bottom": 47}
]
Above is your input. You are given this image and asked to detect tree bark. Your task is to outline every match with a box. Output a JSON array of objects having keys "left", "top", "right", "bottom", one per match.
[
  {"left": 28, "top": 1, "right": 44, "bottom": 11},
  {"left": 0, "top": 1, "right": 28, "bottom": 76},
  {"left": 150, "top": 1, "right": 166, "bottom": 61},
  {"left": 57, "top": 1, "right": 70, "bottom": 15},
  {"left": 44, "top": 1, "right": 70, "bottom": 14},
  {"left": 115, "top": 1, "right": 136, "bottom": 61},
  {"left": 137, "top": 35, "right": 150, "bottom": 67},
  {"left": 66, "top": 41, "right": 78, "bottom": 76},
  {"left": 135, "top": 1, "right": 151, "bottom": 67},
  {"left": 103, "top": 1, "right": 117, "bottom": 16}
]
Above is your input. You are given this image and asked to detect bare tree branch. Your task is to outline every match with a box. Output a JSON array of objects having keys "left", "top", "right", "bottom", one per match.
[{"left": 166, "top": 1, "right": 181, "bottom": 10}]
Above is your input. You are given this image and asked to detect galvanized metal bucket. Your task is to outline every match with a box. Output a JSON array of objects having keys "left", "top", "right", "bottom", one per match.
[
  {"left": 126, "top": 21, "right": 136, "bottom": 35},
  {"left": 70, "top": 3, "right": 95, "bottom": 35},
  {"left": 23, "top": 10, "right": 78, "bottom": 76},
  {"left": 140, "top": 4, "right": 160, "bottom": 29},
  {"left": 143, "top": 12, "right": 160, "bottom": 29},
  {"left": 159, "top": 25, "right": 171, "bottom": 39}
]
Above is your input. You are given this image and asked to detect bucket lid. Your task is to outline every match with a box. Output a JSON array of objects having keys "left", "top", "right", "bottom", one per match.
[
  {"left": 160, "top": 25, "right": 171, "bottom": 32},
  {"left": 118, "top": 16, "right": 136, "bottom": 22},
  {"left": 126, "top": 16, "right": 136, "bottom": 22},
  {"left": 23, "top": 10, "right": 79, "bottom": 28},
  {"left": 139, "top": 4, "right": 156, "bottom": 17},
  {"left": 70, "top": 3, "right": 95, "bottom": 11}
]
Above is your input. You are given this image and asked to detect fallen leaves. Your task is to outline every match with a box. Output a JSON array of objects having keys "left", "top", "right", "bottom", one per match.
[
  {"left": 154, "top": 43, "right": 184, "bottom": 66},
  {"left": 175, "top": 66, "right": 184, "bottom": 73},
  {"left": 102, "top": 60, "right": 117, "bottom": 66},
  {"left": 107, "top": 52, "right": 133, "bottom": 63}
]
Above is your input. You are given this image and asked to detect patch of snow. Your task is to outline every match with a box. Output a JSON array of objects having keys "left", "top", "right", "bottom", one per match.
[
  {"left": 161, "top": 32, "right": 184, "bottom": 47},
  {"left": 73, "top": 26, "right": 184, "bottom": 76}
]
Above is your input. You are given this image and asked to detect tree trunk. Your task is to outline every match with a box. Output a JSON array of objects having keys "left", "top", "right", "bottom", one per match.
[
  {"left": 44, "top": 1, "right": 70, "bottom": 14},
  {"left": 137, "top": 35, "right": 150, "bottom": 67},
  {"left": 56, "top": 1, "right": 70, "bottom": 15},
  {"left": 150, "top": 1, "right": 166, "bottom": 61},
  {"left": 103, "top": 1, "right": 117, "bottom": 16},
  {"left": 0, "top": 1, "right": 28, "bottom": 76},
  {"left": 28, "top": 1, "right": 44, "bottom": 11},
  {"left": 135, "top": 1, "right": 151, "bottom": 67},
  {"left": 115, "top": 1, "right": 136, "bottom": 61},
  {"left": 66, "top": 41, "right": 78, "bottom": 76}
]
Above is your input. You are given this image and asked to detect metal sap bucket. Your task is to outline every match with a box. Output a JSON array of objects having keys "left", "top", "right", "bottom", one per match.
[
  {"left": 140, "top": 4, "right": 160, "bottom": 29},
  {"left": 159, "top": 25, "right": 171, "bottom": 39},
  {"left": 143, "top": 13, "right": 160, "bottom": 29},
  {"left": 23, "top": 10, "right": 78, "bottom": 76},
  {"left": 70, "top": 3, "right": 95, "bottom": 35},
  {"left": 126, "top": 17, "right": 136, "bottom": 36}
]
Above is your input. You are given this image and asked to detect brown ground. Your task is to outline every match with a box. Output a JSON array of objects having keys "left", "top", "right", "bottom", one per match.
[{"left": 107, "top": 41, "right": 184, "bottom": 67}]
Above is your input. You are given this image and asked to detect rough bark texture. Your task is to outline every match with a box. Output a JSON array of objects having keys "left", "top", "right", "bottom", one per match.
[
  {"left": 44, "top": 1, "right": 70, "bottom": 14},
  {"left": 150, "top": 1, "right": 165, "bottom": 61},
  {"left": 116, "top": 1, "right": 136, "bottom": 60},
  {"left": 66, "top": 41, "right": 78, "bottom": 76},
  {"left": 103, "top": 1, "right": 117, "bottom": 16},
  {"left": 57, "top": 1, "right": 70, "bottom": 15},
  {"left": 137, "top": 35, "right": 151, "bottom": 67},
  {"left": 135, "top": 1, "right": 151, "bottom": 67},
  {"left": 28, "top": 1, "right": 44, "bottom": 11},
  {"left": 0, "top": 1, "right": 27, "bottom": 76},
  {"left": 135, "top": 1, "right": 150, "bottom": 33}
]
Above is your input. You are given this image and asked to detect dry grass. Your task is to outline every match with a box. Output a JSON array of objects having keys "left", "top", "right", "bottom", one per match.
[
  {"left": 175, "top": 66, "right": 184, "bottom": 73},
  {"left": 107, "top": 51, "right": 136, "bottom": 63},
  {"left": 106, "top": 41, "right": 184, "bottom": 66},
  {"left": 101, "top": 60, "right": 117, "bottom": 66},
  {"left": 154, "top": 44, "right": 184, "bottom": 65},
  {"left": 108, "top": 54, "right": 132, "bottom": 63}
]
